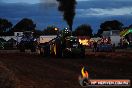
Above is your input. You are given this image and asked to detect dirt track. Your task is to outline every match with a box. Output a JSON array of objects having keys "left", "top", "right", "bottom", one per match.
[{"left": 0, "top": 51, "right": 131, "bottom": 88}]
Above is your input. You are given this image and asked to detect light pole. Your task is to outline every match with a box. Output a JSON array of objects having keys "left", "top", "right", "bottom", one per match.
[{"left": 54, "top": 27, "right": 59, "bottom": 36}]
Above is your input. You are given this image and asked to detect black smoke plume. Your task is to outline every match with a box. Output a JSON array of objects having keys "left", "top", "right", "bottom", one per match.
[{"left": 56, "top": 0, "right": 77, "bottom": 31}]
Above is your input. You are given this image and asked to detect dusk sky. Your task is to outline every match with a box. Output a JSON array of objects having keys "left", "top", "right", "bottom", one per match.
[{"left": 0, "top": 0, "right": 132, "bottom": 33}]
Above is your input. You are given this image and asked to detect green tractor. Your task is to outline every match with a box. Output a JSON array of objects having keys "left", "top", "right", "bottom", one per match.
[{"left": 48, "top": 28, "right": 85, "bottom": 58}]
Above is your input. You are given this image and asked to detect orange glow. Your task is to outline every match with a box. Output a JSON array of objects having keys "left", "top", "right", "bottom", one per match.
[
  {"left": 79, "top": 39, "right": 89, "bottom": 46},
  {"left": 54, "top": 28, "right": 58, "bottom": 31},
  {"left": 81, "top": 67, "right": 89, "bottom": 78}
]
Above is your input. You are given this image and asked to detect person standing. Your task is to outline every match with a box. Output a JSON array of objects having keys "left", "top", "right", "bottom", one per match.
[{"left": 93, "top": 41, "right": 97, "bottom": 52}]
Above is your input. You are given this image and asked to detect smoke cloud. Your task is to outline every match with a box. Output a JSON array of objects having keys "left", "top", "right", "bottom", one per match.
[
  {"left": 56, "top": 0, "right": 77, "bottom": 31},
  {"left": 40, "top": 0, "right": 57, "bottom": 5},
  {"left": 41, "top": 0, "right": 77, "bottom": 31},
  {"left": 40, "top": 0, "right": 57, "bottom": 8}
]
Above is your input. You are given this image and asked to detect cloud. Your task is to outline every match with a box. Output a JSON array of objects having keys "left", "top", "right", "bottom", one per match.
[
  {"left": 40, "top": 0, "right": 57, "bottom": 4},
  {"left": 77, "top": 0, "right": 90, "bottom": 1},
  {"left": 77, "top": 7, "right": 132, "bottom": 17},
  {"left": 1, "top": 0, "right": 40, "bottom": 4},
  {"left": 0, "top": 0, "right": 132, "bottom": 32},
  {"left": 0, "top": 0, "right": 57, "bottom": 4}
]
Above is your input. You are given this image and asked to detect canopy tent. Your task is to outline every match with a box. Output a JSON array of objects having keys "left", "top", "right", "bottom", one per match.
[{"left": 120, "top": 28, "right": 132, "bottom": 37}]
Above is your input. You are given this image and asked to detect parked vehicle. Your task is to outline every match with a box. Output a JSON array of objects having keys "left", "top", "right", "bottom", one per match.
[{"left": 18, "top": 31, "right": 37, "bottom": 52}]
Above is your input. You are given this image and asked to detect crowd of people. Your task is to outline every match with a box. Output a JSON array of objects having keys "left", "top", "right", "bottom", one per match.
[{"left": 91, "top": 37, "right": 115, "bottom": 52}]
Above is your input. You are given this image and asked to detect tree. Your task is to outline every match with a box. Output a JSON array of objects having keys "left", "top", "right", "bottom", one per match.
[
  {"left": 0, "top": 18, "right": 13, "bottom": 35},
  {"left": 74, "top": 24, "right": 93, "bottom": 37},
  {"left": 43, "top": 26, "right": 59, "bottom": 35},
  {"left": 13, "top": 18, "right": 36, "bottom": 32},
  {"left": 96, "top": 29, "right": 103, "bottom": 37},
  {"left": 129, "top": 24, "right": 132, "bottom": 28},
  {"left": 34, "top": 30, "right": 43, "bottom": 38},
  {"left": 97, "top": 20, "right": 123, "bottom": 36},
  {"left": 100, "top": 20, "right": 123, "bottom": 31}
]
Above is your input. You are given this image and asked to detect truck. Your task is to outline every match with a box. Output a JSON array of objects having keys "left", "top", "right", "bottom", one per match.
[
  {"left": 37, "top": 28, "right": 85, "bottom": 58},
  {"left": 18, "top": 31, "right": 37, "bottom": 52}
]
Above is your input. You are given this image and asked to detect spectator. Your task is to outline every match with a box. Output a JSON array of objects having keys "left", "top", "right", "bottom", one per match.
[
  {"left": 108, "top": 37, "right": 111, "bottom": 44},
  {"left": 93, "top": 41, "right": 97, "bottom": 52}
]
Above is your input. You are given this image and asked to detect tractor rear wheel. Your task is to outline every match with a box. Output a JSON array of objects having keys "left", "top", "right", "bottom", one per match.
[
  {"left": 53, "top": 40, "right": 62, "bottom": 58},
  {"left": 31, "top": 47, "right": 36, "bottom": 52},
  {"left": 20, "top": 48, "right": 25, "bottom": 52},
  {"left": 40, "top": 47, "right": 44, "bottom": 55}
]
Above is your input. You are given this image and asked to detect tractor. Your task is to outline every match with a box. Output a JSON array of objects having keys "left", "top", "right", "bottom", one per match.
[{"left": 37, "top": 28, "right": 85, "bottom": 58}]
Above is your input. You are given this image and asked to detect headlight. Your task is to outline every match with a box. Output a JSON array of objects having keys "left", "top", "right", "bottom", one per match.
[
  {"left": 34, "top": 39, "right": 37, "bottom": 41},
  {"left": 66, "top": 48, "right": 72, "bottom": 51},
  {"left": 73, "top": 44, "right": 78, "bottom": 47}
]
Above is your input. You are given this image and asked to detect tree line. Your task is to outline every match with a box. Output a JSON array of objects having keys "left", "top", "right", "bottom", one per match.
[{"left": 0, "top": 18, "right": 131, "bottom": 37}]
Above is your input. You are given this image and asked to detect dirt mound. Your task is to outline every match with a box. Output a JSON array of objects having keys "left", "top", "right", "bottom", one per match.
[{"left": 0, "top": 62, "right": 19, "bottom": 88}]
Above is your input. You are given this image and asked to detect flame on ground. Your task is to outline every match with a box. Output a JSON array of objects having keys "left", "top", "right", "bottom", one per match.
[{"left": 81, "top": 67, "right": 89, "bottom": 78}]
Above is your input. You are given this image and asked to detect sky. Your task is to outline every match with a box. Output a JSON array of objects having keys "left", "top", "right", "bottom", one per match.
[
  {"left": 0, "top": 0, "right": 132, "bottom": 33},
  {"left": 2, "top": 0, "right": 65, "bottom": 4},
  {"left": 2, "top": 0, "right": 85, "bottom": 4}
]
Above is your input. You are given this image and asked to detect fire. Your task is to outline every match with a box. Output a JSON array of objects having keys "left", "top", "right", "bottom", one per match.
[
  {"left": 81, "top": 67, "right": 89, "bottom": 78},
  {"left": 79, "top": 39, "right": 89, "bottom": 46}
]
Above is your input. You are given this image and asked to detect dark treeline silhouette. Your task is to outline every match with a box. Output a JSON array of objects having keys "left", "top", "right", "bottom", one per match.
[
  {"left": 0, "top": 18, "right": 13, "bottom": 36},
  {"left": 43, "top": 26, "right": 59, "bottom": 35},
  {"left": 34, "top": 26, "right": 59, "bottom": 37},
  {"left": 0, "top": 18, "right": 36, "bottom": 36},
  {"left": 0, "top": 18, "right": 132, "bottom": 37},
  {"left": 73, "top": 24, "right": 93, "bottom": 37},
  {"left": 13, "top": 18, "right": 36, "bottom": 32},
  {"left": 97, "top": 20, "right": 124, "bottom": 37}
]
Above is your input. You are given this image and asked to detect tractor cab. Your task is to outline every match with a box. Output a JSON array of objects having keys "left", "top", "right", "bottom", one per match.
[
  {"left": 65, "top": 36, "right": 79, "bottom": 48},
  {"left": 61, "top": 28, "right": 72, "bottom": 37},
  {"left": 63, "top": 36, "right": 85, "bottom": 57}
]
